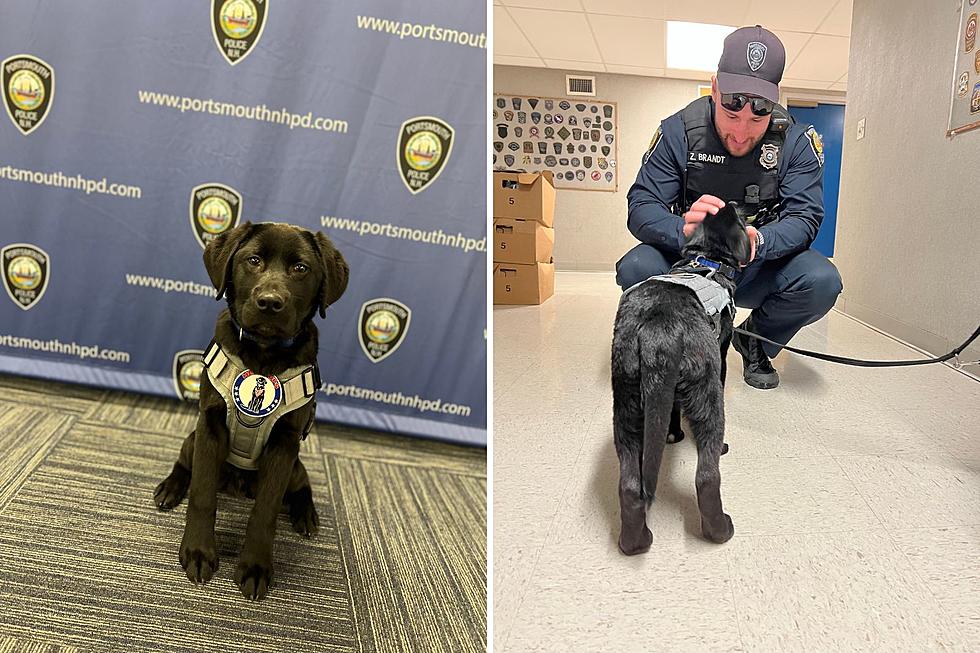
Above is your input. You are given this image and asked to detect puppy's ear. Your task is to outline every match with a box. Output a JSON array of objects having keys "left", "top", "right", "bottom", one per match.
[
  {"left": 712, "top": 203, "right": 752, "bottom": 265},
  {"left": 708, "top": 202, "right": 740, "bottom": 228},
  {"left": 312, "top": 232, "right": 349, "bottom": 318},
  {"left": 203, "top": 221, "right": 256, "bottom": 300}
]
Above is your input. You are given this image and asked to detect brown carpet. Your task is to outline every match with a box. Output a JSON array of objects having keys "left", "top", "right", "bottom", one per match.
[{"left": 0, "top": 374, "right": 486, "bottom": 652}]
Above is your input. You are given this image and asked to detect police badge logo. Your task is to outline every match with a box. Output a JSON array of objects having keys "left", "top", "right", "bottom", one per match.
[
  {"left": 212, "top": 0, "right": 268, "bottom": 66},
  {"left": 232, "top": 369, "right": 282, "bottom": 426},
  {"left": 398, "top": 116, "right": 454, "bottom": 195},
  {"left": 2, "top": 243, "right": 49, "bottom": 311},
  {"left": 805, "top": 126, "right": 825, "bottom": 166},
  {"left": 172, "top": 350, "right": 205, "bottom": 401},
  {"left": 359, "top": 298, "right": 411, "bottom": 363},
  {"left": 747, "top": 42, "right": 767, "bottom": 72},
  {"left": 759, "top": 143, "right": 779, "bottom": 170},
  {"left": 643, "top": 127, "right": 663, "bottom": 164},
  {"left": 190, "top": 183, "right": 243, "bottom": 249},
  {"left": 2, "top": 55, "right": 54, "bottom": 135}
]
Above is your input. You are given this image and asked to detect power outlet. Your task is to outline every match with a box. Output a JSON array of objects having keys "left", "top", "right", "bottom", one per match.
[{"left": 856, "top": 117, "right": 866, "bottom": 141}]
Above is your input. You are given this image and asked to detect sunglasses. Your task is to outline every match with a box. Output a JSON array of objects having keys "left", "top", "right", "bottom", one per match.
[{"left": 720, "top": 93, "right": 774, "bottom": 116}]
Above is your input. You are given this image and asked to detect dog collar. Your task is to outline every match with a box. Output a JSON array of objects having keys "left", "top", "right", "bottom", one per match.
[
  {"left": 688, "top": 255, "right": 739, "bottom": 280},
  {"left": 229, "top": 315, "right": 299, "bottom": 349}
]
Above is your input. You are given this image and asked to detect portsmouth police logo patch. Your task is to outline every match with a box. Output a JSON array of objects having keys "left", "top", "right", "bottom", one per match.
[
  {"left": 190, "top": 183, "right": 242, "bottom": 249},
  {"left": 398, "top": 116, "right": 454, "bottom": 195},
  {"left": 759, "top": 143, "right": 779, "bottom": 170},
  {"left": 2, "top": 54, "right": 54, "bottom": 136},
  {"left": 643, "top": 126, "right": 663, "bottom": 164},
  {"left": 172, "top": 350, "right": 205, "bottom": 401},
  {"left": 359, "top": 298, "right": 411, "bottom": 363},
  {"left": 212, "top": 0, "right": 268, "bottom": 66},
  {"left": 2, "top": 243, "right": 49, "bottom": 311},
  {"left": 747, "top": 42, "right": 767, "bottom": 72},
  {"left": 232, "top": 369, "right": 282, "bottom": 426},
  {"left": 805, "top": 126, "right": 825, "bottom": 167}
]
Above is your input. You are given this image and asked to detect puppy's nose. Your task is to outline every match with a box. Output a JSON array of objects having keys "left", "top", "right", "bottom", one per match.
[{"left": 255, "top": 291, "right": 285, "bottom": 313}]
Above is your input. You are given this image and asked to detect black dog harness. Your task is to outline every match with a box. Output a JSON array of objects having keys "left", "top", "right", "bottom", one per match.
[{"left": 203, "top": 340, "right": 318, "bottom": 470}]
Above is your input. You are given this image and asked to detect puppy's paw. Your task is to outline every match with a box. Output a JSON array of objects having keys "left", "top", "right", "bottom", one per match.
[
  {"left": 289, "top": 496, "right": 320, "bottom": 538},
  {"left": 154, "top": 467, "right": 190, "bottom": 511},
  {"left": 618, "top": 526, "right": 653, "bottom": 556},
  {"left": 666, "top": 429, "right": 685, "bottom": 444},
  {"left": 179, "top": 534, "right": 219, "bottom": 584},
  {"left": 702, "top": 513, "right": 735, "bottom": 544},
  {"left": 235, "top": 559, "right": 273, "bottom": 601}
]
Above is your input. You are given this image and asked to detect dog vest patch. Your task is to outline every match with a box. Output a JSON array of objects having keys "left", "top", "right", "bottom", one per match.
[{"left": 203, "top": 341, "right": 317, "bottom": 470}]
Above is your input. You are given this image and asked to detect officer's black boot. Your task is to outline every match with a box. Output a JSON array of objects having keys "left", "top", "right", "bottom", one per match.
[{"left": 732, "top": 317, "right": 779, "bottom": 389}]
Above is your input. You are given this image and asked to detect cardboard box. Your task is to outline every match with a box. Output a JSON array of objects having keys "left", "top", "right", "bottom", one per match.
[
  {"left": 493, "top": 261, "right": 555, "bottom": 305},
  {"left": 493, "top": 218, "right": 555, "bottom": 264},
  {"left": 492, "top": 171, "right": 556, "bottom": 227}
]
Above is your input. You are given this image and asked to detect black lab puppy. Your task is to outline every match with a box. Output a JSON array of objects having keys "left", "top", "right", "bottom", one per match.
[
  {"left": 154, "top": 222, "right": 348, "bottom": 600},
  {"left": 611, "top": 203, "right": 750, "bottom": 555}
]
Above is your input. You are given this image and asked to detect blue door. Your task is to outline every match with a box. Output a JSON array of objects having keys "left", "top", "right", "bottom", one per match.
[{"left": 788, "top": 103, "right": 844, "bottom": 258}]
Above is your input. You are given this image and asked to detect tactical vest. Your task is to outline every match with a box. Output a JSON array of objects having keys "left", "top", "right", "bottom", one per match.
[
  {"left": 622, "top": 272, "right": 734, "bottom": 337},
  {"left": 680, "top": 96, "right": 791, "bottom": 223},
  {"left": 203, "top": 340, "right": 318, "bottom": 470}
]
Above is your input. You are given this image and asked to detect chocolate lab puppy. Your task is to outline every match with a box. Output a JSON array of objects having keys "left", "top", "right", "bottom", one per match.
[
  {"left": 154, "top": 222, "right": 348, "bottom": 600},
  {"left": 611, "top": 203, "right": 751, "bottom": 555}
]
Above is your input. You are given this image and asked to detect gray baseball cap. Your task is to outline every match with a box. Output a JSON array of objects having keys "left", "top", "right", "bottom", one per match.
[{"left": 717, "top": 25, "right": 785, "bottom": 102}]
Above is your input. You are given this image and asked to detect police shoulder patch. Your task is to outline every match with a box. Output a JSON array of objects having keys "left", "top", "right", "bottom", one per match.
[
  {"left": 642, "top": 126, "right": 663, "bottom": 164},
  {"left": 804, "top": 125, "right": 824, "bottom": 167}
]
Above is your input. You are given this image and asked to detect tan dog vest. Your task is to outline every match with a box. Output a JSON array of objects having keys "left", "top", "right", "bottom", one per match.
[{"left": 203, "top": 340, "right": 317, "bottom": 470}]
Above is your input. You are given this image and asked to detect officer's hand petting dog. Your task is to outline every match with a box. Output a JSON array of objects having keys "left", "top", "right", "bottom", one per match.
[{"left": 682, "top": 193, "right": 758, "bottom": 265}]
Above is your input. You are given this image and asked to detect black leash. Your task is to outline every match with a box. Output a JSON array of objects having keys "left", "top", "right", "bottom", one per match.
[{"left": 734, "top": 323, "right": 980, "bottom": 368}]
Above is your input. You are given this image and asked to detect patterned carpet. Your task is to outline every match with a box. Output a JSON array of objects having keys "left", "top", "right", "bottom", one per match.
[{"left": 0, "top": 374, "right": 486, "bottom": 653}]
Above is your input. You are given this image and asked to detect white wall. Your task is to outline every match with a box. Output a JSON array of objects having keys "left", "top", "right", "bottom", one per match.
[{"left": 835, "top": 0, "right": 980, "bottom": 362}]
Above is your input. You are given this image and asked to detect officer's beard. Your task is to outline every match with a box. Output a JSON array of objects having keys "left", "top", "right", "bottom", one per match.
[{"left": 720, "top": 131, "right": 765, "bottom": 158}]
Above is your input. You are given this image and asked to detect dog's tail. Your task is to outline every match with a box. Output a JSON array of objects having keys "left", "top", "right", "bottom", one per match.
[{"left": 638, "top": 326, "right": 682, "bottom": 501}]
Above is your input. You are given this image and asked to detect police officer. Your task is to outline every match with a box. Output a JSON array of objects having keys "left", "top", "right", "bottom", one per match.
[{"left": 616, "top": 25, "right": 842, "bottom": 390}]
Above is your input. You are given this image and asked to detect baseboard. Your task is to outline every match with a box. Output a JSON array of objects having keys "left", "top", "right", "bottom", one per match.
[{"left": 836, "top": 297, "right": 980, "bottom": 381}]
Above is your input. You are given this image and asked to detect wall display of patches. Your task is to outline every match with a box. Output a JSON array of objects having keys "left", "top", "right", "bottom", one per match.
[
  {"left": 948, "top": 0, "right": 980, "bottom": 136},
  {"left": 492, "top": 93, "right": 618, "bottom": 191},
  {"left": 0, "top": 2, "right": 486, "bottom": 447}
]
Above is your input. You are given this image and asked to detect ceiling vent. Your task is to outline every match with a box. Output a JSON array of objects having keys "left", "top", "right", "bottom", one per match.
[{"left": 565, "top": 75, "right": 595, "bottom": 97}]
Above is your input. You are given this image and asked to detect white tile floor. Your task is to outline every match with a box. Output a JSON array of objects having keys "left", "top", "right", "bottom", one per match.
[{"left": 493, "top": 271, "right": 980, "bottom": 653}]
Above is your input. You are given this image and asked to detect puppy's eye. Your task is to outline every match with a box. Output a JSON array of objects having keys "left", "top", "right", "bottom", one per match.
[
  {"left": 293, "top": 263, "right": 309, "bottom": 273},
  {"left": 247, "top": 256, "right": 261, "bottom": 266}
]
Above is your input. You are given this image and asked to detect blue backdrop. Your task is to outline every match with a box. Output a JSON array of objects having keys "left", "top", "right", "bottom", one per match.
[{"left": 0, "top": 1, "right": 487, "bottom": 446}]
